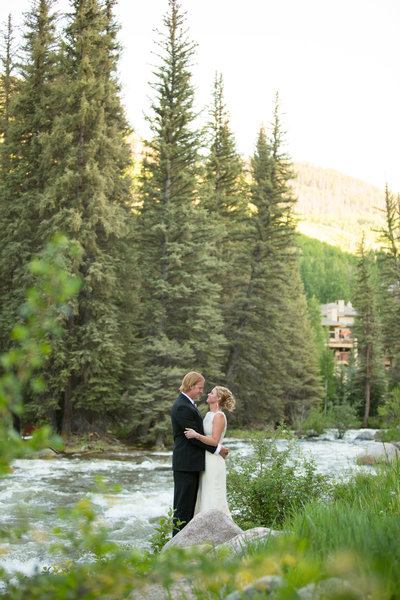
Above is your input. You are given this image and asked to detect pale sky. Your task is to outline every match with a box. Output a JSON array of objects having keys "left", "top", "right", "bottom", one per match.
[{"left": 2, "top": 0, "right": 400, "bottom": 192}]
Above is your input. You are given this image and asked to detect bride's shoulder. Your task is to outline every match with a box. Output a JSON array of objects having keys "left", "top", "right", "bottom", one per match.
[{"left": 214, "top": 411, "right": 226, "bottom": 420}]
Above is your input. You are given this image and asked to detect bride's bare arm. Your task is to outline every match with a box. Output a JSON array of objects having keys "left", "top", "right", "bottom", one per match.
[{"left": 185, "top": 413, "right": 225, "bottom": 446}]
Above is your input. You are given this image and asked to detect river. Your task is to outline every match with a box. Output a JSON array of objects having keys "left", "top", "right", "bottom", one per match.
[{"left": 0, "top": 429, "right": 379, "bottom": 576}]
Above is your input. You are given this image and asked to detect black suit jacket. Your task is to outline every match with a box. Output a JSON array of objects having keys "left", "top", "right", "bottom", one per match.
[{"left": 171, "top": 392, "right": 217, "bottom": 471}]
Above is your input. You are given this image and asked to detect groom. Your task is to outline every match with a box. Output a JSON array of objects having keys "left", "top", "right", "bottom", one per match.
[{"left": 170, "top": 371, "right": 228, "bottom": 535}]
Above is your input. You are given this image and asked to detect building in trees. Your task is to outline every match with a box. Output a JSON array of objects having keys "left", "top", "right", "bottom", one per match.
[{"left": 321, "top": 300, "right": 356, "bottom": 365}]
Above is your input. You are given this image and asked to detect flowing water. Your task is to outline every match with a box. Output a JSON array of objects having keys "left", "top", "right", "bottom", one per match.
[{"left": 0, "top": 429, "right": 379, "bottom": 576}]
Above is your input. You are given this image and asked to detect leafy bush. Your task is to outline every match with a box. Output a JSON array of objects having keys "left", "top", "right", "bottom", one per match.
[
  {"left": 226, "top": 437, "right": 333, "bottom": 529},
  {"left": 326, "top": 402, "right": 359, "bottom": 439},
  {"left": 296, "top": 406, "right": 329, "bottom": 436},
  {"left": 148, "top": 507, "right": 185, "bottom": 553},
  {"left": 379, "top": 385, "right": 400, "bottom": 441}
]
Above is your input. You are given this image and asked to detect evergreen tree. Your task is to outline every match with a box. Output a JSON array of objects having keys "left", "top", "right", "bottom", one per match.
[
  {"left": 224, "top": 97, "right": 323, "bottom": 425},
  {"left": 307, "top": 295, "right": 336, "bottom": 412},
  {"left": 0, "top": 13, "right": 20, "bottom": 354},
  {"left": 352, "top": 235, "right": 386, "bottom": 425},
  {"left": 377, "top": 186, "right": 400, "bottom": 390},
  {"left": 200, "top": 72, "right": 250, "bottom": 410},
  {"left": 0, "top": 1, "right": 59, "bottom": 357},
  {"left": 23, "top": 0, "right": 136, "bottom": 434},
  {"left": 0, "top": 14, "right": 16, "bottom": 136},
  {"left": 129, "top": 0, "right": 225, "bottom": 445},
  {"left": 201, "top": 72, "right": 246, "bottom": 217},
  {"left": 278, "top": 259, "right": 324, "bottom": 424}
]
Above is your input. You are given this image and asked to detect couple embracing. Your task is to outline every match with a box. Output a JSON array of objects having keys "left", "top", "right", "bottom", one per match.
[{"left": 170, "top": 371, "right": 236, "bottom": 536}]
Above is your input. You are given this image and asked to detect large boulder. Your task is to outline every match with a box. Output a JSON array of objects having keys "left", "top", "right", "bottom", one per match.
[
  {"left": 162, "top": 509, "right": 243, "bottom": 551},
  {"left": 128, "top": 579, "right": 195, "bottom": 600},
  {"left": 219, "top": 526, "right": 282, "bottom": 556},
  {"left": 34, "top": 448, "right": 60, "bottom": 459},
  {"left": 225, "top": 575, "right": 285, "bottom": 599},
  {"left": 356, "top": 442, "right": 400, "bottom": 465},
  {"left": 354, "top": 430, "right": 375, "bottom": 441},
  {"left": 297, "top": 577, "right": 364, "bottom": 599}
]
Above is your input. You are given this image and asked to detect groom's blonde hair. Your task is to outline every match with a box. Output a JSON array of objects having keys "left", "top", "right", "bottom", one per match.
[{"left": 180, "top": 371, "right": 204, "bottom": 393}]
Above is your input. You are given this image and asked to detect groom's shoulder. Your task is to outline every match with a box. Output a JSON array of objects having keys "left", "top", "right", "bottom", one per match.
[
  {"left": 173, "top": 392, "right": 186, "bottom": 405},
  {"left": 171, "top": 392, "right": 184, "bottom": 408},
  {"left": 171, "top": 392, "right": 190, "bottom": 414}
]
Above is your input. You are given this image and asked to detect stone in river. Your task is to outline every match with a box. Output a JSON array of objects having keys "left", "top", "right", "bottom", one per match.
[{"left": 162, "top": 509, "right": 242, "bottom": 551}]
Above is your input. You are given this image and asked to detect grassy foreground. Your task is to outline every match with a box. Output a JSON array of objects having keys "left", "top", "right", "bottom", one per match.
[{"left": 1, "top": 453, "right": 399, "bottom": 599}]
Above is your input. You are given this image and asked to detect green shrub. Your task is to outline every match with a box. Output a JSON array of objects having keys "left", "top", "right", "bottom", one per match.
[
  {"left": 227, "top": 437, "right": 333, "bottom": 529},
  {"left": 326, "top": 402, "right": 359, "bottom": 438},
  {"left": 381, "top": 427, "right": 400, "bottom": 442},
  {"left": 296, "top": 406, "right": 329, "bottom": 436},
  {"left": 379, "top": 385, "right": 400, "bottom": 442},
  {"left": 148, "top": 507, "right": 185, "bottom": 553}
]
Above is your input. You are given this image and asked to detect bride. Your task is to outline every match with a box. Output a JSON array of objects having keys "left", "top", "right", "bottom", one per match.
[{"left": 184, "top": 386, "right": 235, "bottom": 516}]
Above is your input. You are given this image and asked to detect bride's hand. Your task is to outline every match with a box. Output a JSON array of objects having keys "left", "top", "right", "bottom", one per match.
[{"left": 184, "top": 428, "right": 197, "bottom": 439}]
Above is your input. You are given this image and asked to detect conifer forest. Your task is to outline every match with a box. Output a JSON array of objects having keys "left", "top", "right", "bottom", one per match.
[{"left": 1, "top": 0, "right": 400, "bottom": 445}]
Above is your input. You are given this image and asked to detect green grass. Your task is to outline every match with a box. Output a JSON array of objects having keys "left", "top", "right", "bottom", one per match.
[{"left": 2, "top": 446, "right": 400, "bottom": 599}]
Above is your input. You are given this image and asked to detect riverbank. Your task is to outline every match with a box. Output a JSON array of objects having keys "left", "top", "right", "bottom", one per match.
[
  {"left": 46, "top": 425, "right": 398, "bottom": 458},
  {"left": 60, "top": 432, "right": 130, "bottom": 455},
  {"left": 1, "top": 434, "right": 399, "bottom": 599}
]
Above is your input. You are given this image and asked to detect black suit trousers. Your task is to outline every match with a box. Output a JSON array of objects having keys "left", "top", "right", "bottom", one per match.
[{"left": 172, "top": 470, "right": 199, "bottom": 536}]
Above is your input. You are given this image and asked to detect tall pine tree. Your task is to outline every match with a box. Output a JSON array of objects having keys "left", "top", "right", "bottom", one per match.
[
  {"left": 0, "top": 1, "right": 59, "bottom": 359},
  {"left": 0, "top": 12, "right": 21, "bottom": 354},
  {"left": 129, "top": 0, "right": 225, "bottom": 445},
  {"left": 377, "top": 186, "right": 400, "bottom": 390},
  {"left": 225, "top": 96, "right": 322, "bottom": 425},
  {"left": 352, "top": 235, "right": 386, "bottom": 425},
  {"left": 201, "top": 72, "right": 246, "bottom": 217},
  {"left": 200, "top": 72, "right": 250, "bottom": 413},
  {"left": 25, "top": 0, "right": 136, "bottom": 434}
]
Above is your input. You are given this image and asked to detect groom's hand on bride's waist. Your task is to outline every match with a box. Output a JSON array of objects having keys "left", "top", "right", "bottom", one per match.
[{"left": 220, "top": 445, "right": 229, "bottom": 459}]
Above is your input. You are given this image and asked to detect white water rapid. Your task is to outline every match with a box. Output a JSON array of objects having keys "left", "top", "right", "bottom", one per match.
[{"left": 0, "top": 429, "right": 379, "bottom": 576}]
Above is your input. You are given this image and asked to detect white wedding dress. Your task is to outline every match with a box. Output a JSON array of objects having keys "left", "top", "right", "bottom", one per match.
[{"left": 194, "top": 410, "right": 230, "bottom": 517}]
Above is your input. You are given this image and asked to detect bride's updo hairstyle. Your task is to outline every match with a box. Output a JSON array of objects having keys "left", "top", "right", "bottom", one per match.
[{"left": 215, "top": 386, "right": 236, "bottom": 412}]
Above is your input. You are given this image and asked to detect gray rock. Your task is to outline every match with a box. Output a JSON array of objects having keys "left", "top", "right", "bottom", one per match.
[
  {"left": 356, "top": 442, "right": 400, "bottom": 465},
  {"left": 162, "top": 509, "right": 242, "bottom": 551},
  {"left": 128, "top": 579, "right": 195, "bottom": 600},
  {"left": 225, "top": 575, "right": 285, "bottom": 599},
  {"left": 34, "top": 448, "right": 59, "bottom": 459},
  {"left": 219, "top": 526, "right": 281, "bottom": 556},
  {"left": 298, "top": 577, "right": 363, "bottom": 599},
  {"left": 354, "top": 430, "right": 375, "bottom": 441}
]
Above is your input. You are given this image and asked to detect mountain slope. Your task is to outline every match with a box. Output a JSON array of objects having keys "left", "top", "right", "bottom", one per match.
[{"left": 291, "top": 162, "right": 386, "bottom": 253}]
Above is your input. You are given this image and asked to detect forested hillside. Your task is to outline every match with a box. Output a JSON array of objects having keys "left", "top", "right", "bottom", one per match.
[
  {"left": 296, "top": 234, "right": 357, "bottom": 303},
  {"left": 292, "top": 162, "right": 386, "bottom": 252}
]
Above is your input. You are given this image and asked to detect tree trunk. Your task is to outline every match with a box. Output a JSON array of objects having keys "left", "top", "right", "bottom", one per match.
[
  {"left": 363, "top": 344, "right": 371, "bottom": 427},
  {"left": 61, "top": 377, "right": 73, "bottom": 437}
]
